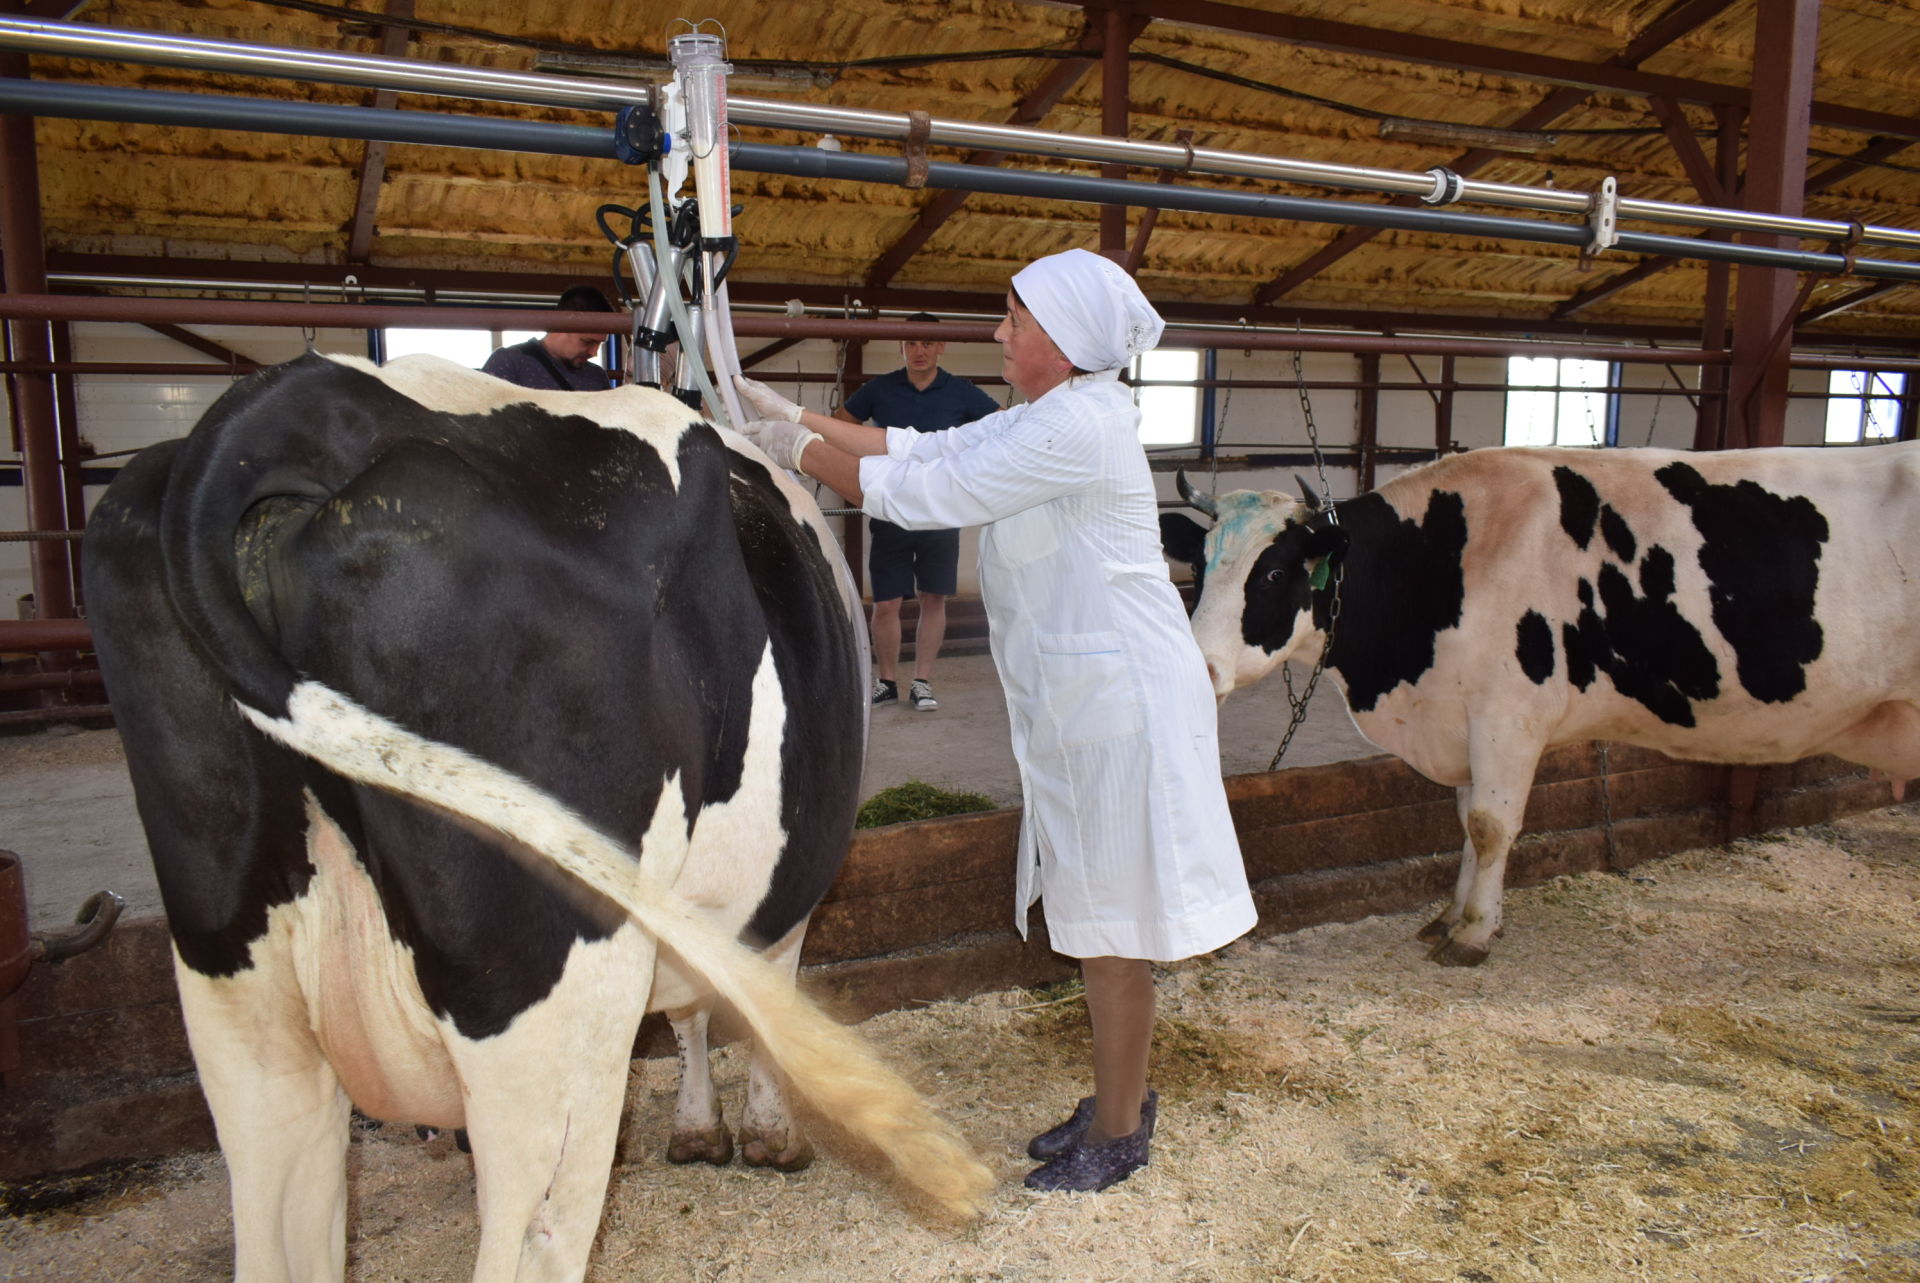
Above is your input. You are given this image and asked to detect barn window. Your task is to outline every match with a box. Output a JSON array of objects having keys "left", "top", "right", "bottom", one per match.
[
  {"left": 1824, "top": 369, "right": 1905, "bottom": 443},
  {"left": 1131, "top": 348, "right": 1200, "bottom": 446},
  {"left": 1503, "top": 356, "right": 1613, "bottom": 447},
  {"left": 380, "top": 327, "right": 537, "bottom": 367}
]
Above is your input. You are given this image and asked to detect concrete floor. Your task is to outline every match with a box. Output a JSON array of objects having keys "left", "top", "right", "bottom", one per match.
[{"left": 1, "top": 651, "right": 1376, "bottom": 932}]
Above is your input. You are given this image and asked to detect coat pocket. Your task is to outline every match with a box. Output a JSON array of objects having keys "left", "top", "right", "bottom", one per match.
[{"left": 1037, "top": 630, "right": 1145, "bottom": 748}]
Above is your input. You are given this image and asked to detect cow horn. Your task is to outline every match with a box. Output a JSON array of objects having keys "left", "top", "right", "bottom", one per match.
[
  {"left": 1176, "top": 468, "right": 1219, "bottom": 518},
  {"left": 1295, "top": 474, "right": 1325, "bottom": 511}
]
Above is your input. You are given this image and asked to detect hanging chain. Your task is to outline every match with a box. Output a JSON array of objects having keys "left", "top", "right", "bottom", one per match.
[
  {"left": 1643, "top": 368, "right": 1664, "bottom": 447},
  {"left": 1211, "top": 375, "right": 1233, "bottom": 489},
  {"left": 1295, "top": 344, "right": 1337, "bottom": 508},
  {"left": 829, "top": 296, "right": 853, "bottom": 416},
  {"left": 1269, "top": 344, "right": 1345, "bottom": 771},
  {"left": 1597, "top": 741, "right": 1620, "bottom": 872}
]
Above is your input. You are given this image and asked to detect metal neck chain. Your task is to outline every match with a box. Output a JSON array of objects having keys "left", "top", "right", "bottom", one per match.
[
  {"left": 1295, "top": 345, "right": 1338, "bottom": 516},
  {"left": 1269, "top": 345, "right": 1345, "bottom": 771}
]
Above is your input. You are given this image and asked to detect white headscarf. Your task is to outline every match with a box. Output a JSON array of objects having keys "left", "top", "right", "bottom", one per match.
[{"left": 1010, "top": 248, "right": 1165, "bottom": 373}]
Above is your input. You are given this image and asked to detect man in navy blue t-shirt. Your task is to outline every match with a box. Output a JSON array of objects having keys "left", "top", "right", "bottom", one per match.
[
  {"left": 481, "top": 285, "right": 616, "bottom": 391},
  {"left": 835, "top": 313, "right": 1000, "bottom": 712}
]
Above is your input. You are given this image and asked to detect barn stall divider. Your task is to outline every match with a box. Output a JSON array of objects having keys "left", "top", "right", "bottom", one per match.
[{"left": 0, "top": 741, "right": 1888, "bottom": 1182}]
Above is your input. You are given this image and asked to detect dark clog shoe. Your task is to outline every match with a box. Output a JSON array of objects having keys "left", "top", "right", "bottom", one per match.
[
  {"left": 1023, "top": 1119, "right": 1152, "bottom": 1193},
  {"left": 1026, "top": 1088, "right": 1158, "bottom": 1161}
]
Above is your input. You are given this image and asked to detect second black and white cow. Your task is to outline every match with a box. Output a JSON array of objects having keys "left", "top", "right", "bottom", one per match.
[
  {"left": 85, "top": 353, "right": 987, "bottom": 1281},
  {"left": 1167, "top": 444, "right": 1920, "bottom": 966}
]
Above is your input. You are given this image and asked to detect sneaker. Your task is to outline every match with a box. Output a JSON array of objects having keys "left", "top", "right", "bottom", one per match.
[
  {"left": 909, "top": 679, "right": 938, "bottom": 711},
  {"left": 871, "top": 678, "right": 898, "bottom": 706}
]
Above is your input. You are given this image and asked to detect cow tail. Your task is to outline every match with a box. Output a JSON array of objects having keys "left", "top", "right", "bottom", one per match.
[
  {"left": 157, "top": 357, "right": 401, "bottom": 719},
  {"left": 237, "top": 680, "right": 996, "bottom": 1220}
]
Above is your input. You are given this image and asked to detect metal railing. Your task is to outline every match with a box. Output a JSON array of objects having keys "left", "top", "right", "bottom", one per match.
[{"left": 4, "top": 16, "right": 1919, "bottom": 253}]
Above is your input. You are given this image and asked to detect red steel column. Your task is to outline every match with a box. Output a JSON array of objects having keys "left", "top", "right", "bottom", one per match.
[
  {"left": 48, "top": 320, "right": 84, "bottom": 608},
  {"left": 1, "top": 56, "right": 76, "bottom": 625},
  {"left": 1099, "top": 6, "right": 1131, "bottom": 263},
  {"left": 1693, "top": 105, "right": 1743, "bottom": 451},
  {"left": 1724, "top": 0, "right": 1819, "bottom": 449},
  {"left": 1357, "top": 352, "right": 1380, "bottom": 493},
  {"left": 838, "top": 334, "right": 866, "bottom": 599}
]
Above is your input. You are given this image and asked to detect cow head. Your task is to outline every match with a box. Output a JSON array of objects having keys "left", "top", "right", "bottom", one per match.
[{"left": 1165, "top": 470, "right": 1348, "bottom": 697}]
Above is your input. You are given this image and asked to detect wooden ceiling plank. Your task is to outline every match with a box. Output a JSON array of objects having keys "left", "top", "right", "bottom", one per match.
[
  {"left": 863, "top": 12, "right": 1149, "bottom": 289},
  {"left": 347, "top": 0, "right": 414, "bottom": 265}
]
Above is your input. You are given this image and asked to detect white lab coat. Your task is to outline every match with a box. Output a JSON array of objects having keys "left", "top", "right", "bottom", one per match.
[{"left": 860, "top": 371, "right": 1256, "bottom": 961}]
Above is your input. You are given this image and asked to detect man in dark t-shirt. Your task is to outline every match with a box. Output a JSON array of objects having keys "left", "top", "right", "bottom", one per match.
[
  {"left": 481, "top": 285, "right": 616, "bottom": 391},
  {"left": 835, "top": 313, "right": 1000, "bottom": 712}
]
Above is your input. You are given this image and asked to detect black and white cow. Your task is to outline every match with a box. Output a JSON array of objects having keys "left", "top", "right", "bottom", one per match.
[
  {"left": 84, "top": 353, "right": 988, "bottom": 1281},
  {"left": 1167, "top": 444, "right": 1920, "bottom": 966}
]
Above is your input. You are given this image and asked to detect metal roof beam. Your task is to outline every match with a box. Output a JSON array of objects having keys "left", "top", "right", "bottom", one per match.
[
  {"left": 1252, "top": 0, "right": 1733, "bottom": 306},
  {"left": 1648, "top": 94, "right": 1726, "bottom": 206},
  {"left": 33, "top": 258, "right": 1920, "bottom": 353},
  {"left": 0, "top": 1, "right": 86, "bottom": 17},
  {"left": 863, "top": 13, "right": 1147, "bottom": 289},
  {"left": 346, "top": 0, "right": 411, "bottom": 264},
  {"left": 1060, "top": 0, "right": 1920, "bottom": 136},
  {"left": 1799, "top": 281, "right": 1905, "bottom": 328},
  {"left": 1553, "top": 129, "right": 1903, "bottom": 321},
  {"left": 1807, "top": 136, "right": 1916, "bottom": 190}
]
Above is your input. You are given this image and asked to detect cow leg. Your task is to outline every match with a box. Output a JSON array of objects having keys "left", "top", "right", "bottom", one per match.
[
  {"left": 458, "top": 934, "right": 652, "bottom": 1283},
  {"left": 1819, "top": 700, "right": 1920, "bottom": 796},
  {"left": 739, "top": 919, "right": 814, "bottom": 1171},
  {"left": 663, "top": 1003, "right": 733, "bottom": 1165},
  {"left": 1416, "top": 786, "right": 1482, "bottom": 945},
  {"left": 1427, "top": 737, "right": 1543, "bottom": 968},
  {"left": 176, "top": 959, "right": 351, "bottom": 1283}
]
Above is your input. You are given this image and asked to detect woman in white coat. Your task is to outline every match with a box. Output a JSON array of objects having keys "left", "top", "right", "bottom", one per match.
[{"left": 737, "top": 248, "right": 1255, "bottom": 1192}]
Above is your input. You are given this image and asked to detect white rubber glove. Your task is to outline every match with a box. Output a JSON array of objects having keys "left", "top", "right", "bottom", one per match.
[
  {"left": 734, "top": 375, "right": 804, "bottom": 423},
  {"left": 741, "top": 418, "right": 822, "bottom": 475}
]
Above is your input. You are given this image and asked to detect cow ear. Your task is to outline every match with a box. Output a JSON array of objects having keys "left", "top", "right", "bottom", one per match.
[
  {"left": 1159, "top": 512, "right": 1207, "bottom": 570},
  {"left": 1294, "top": 475, "right": 1325, "bottom": 511},
  {"left": 1303, "top": 522, "right": 1348, "bottom": 564}
]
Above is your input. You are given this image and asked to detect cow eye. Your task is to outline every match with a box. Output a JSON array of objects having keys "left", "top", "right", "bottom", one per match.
[{"left": 1264, "top": 568, "right": 1283, "bottom": 584}]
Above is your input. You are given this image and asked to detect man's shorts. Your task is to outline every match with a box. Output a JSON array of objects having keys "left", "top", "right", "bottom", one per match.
[{"left": 868, "top": 519, "right": 960, "bottom": 601}]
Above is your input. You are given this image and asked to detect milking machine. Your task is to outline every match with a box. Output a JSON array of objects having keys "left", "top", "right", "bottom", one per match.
[{"left": 597, "top": 22, "right": 750, "bottom": 426}]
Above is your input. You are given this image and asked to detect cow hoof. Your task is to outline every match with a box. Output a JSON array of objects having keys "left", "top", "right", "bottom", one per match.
[
  {"left": 1414, "top": 917, "right": 1454, "bottom": 943},
  {"left": 414, "top": 1125, "right": 470, "bottom": 1153},
  {"left": 667, "top": 1127, "right": 734, "bottom": 1166},
  {"left": 741, "top": 1132, "right": 814, "bottom": 1172},
  {"left": 1426, "top": 938, "right": 1490, "bottom": 967}
]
